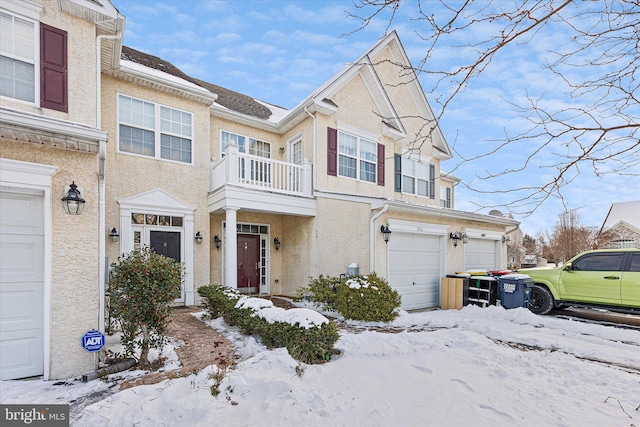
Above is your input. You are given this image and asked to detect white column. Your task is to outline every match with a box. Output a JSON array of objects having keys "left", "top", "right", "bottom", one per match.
[{"left": 224, "top": 207, "right": 238, "bottom": 289}]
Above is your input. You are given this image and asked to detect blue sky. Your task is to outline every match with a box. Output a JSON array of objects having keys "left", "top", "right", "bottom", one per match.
[{"left": 111, "top": 0, "right": 639, "bottom": 236}]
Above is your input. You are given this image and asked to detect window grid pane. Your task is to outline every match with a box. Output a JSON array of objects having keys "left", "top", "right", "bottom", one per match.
[
  {"left": 221, "top": 131, "right": 246, "bottom": 153},
  {"left": 119, "top": 124, "right": 155, "bottom": 157},
  {"left": 360, "top": 161, "right": 376, "bottom": 182},
  {"left": 417, "top": 179, "right": 428, "bottom": 196},
  {"left": 161, "top": 134, "right": 192, "bottom": 163},
  {"left": 339, "top": 155, "right": 356, "bottom": 178}
]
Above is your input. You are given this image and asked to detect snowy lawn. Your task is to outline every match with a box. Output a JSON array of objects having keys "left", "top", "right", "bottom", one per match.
[{"left": 2, "top": 305, "right": 639, "bottom": 426}]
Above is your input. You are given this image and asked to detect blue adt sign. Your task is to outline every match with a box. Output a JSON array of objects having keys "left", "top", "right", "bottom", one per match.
[{"left": 81, "top": 330, "right": 105, "bottom": 352}]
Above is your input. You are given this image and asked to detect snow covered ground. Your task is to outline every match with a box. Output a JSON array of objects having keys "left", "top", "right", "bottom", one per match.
[{"left": 2, "top": 306, "right": 639, "bottom": 426}]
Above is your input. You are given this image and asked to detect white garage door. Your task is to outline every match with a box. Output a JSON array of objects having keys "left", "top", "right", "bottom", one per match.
[
  {"left": 465, "top": 238, "right": 497, "bottom": 271},
  {"left": 388, "top": 233, "right": 441, "bottom": 310},
  {"left": 0, "top": 191, "right": 44, "bottom": 380}
]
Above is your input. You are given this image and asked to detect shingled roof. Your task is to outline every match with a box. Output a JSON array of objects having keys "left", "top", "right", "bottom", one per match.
[{"left": 121, "top": 46, "right": 273, "bottom": 120}]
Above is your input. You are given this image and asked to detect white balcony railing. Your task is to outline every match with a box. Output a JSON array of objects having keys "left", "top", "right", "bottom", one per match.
[{"left": 211, "top": 144, "right": 312, "bottom": 197}]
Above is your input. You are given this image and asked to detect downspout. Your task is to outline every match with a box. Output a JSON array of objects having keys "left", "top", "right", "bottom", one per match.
[
  {"left": 369, "top": 203, "right": 389, "bottom": 273},
  {"left": 304, "top": 106, "right": 318, "bottom": 277},
  {"left": 97, "top": 32, "right": 122, "bottom": 333},
  {"left": 303, "top": 106, "right": 317, "bottom": 192}
]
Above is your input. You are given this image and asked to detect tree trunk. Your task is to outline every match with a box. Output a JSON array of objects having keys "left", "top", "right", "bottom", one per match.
[{"left": 138, "top": 324, "right": 150, "bottom": 368}]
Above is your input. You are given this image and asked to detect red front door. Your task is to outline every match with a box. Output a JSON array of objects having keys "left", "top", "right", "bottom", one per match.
[{"left": 237, "top": 234, "right": 260, "bottom": 292}]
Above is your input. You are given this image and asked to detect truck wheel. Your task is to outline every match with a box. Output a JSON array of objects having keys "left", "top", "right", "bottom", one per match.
[{"left": 529, "top": 285, "right": 554, "bottom": 315}]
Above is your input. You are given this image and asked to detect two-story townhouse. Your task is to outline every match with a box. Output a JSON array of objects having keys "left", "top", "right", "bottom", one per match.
[
  {"left": 110, "top": 32, "right": 518, "bottom": 312},
  {"left": 0, "top": 0, "right": 123, "bottom": 380},
  {"left": 1, "top": 0, "right": 519, "bottom": 381}
]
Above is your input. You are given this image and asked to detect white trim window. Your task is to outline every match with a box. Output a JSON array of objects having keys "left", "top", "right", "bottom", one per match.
[
  {"left": 401, "top": 157, "right": 432, "bottom": 197},
  {"left": 440, "top": 185, "right": 451, "bottom": 208},
  {"left": 0, "top": 10, "right": 37, "bottom": 103},
  {"left": 338, "top": 130, "right": 377, "bottom": 183},
  {"left": 118, "top": 94, "right": 193, "bottom": 164},
  {"left": 221, "top": 130, "right": 271, "bottom": 158}
]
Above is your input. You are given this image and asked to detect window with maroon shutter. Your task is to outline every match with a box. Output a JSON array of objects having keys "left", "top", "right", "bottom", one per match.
[
  {"left": 327, "top": 127, "right": 337, "bottom": 176},
  {"left": 377, "top": 143, "right": 385, "bottom": 186},
  {"left": 40, "top": 23, "right": 67, "bottom": 112}
]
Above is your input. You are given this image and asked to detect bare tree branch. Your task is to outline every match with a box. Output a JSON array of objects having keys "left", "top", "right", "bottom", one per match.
[{"left": 349, "top": 0, "right": 640, "bottom": 216}]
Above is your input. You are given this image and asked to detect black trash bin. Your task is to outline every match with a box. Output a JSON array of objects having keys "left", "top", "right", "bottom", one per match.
[{"left": 497, "top": 274, "right": 533, "bottom": 309}]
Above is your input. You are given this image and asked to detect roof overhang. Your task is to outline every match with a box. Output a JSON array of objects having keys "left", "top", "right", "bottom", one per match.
[
  {"left": 57, "top": 0, "right": 126, "bottom": 70},
  {"left": 108, "top": 62, "right": 218, "bottom": 105},
  {"left": 0, "top": 107, "right": 107, "bottom": 154},
  {"left": 374, "top": 199, "right": 520, "bottom": 226}
]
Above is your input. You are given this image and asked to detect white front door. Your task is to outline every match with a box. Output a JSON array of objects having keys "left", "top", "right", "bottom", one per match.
[
  {"left": 388, "top": 233, "right": 441, "bottom": 310},
  {"left": 0, "top": 191, "right": 44, "bottom": 380},
  {"left": 465, "top": 238, "right": 498, "bottom": 271}
]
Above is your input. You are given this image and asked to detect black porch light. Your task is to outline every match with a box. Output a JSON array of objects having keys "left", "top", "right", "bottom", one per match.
[
  {"left": 273, "top": 237, "right": 281, "bottom": 250},
  {"left": 380, "top": 225, "right": 392, "bottom": 243},
  {"left": 213, "top": 235, "right": 221, "bottom": 249},
  {"left": 61, "top": 181, "right": 85, "bottom": 215},
  {"left": 109, "top": 227, "right": 120, "bottom": 242},
  {"left": 195, "top": 231, "right": 203, "bottom": 244}
]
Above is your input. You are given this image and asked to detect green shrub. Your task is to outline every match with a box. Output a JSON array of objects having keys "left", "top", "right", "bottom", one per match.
[
  {"left": 336, "top": 273, "right": 401, "bottom": 322},
  {"left": 198, "top": 285, "right": 339, "bottom": 364},
  {"left": 296, "top": 275, "right": 342, "bottom": 312},
  {"left": 108, "top": 246, "right": 183, "bottom": 367}
]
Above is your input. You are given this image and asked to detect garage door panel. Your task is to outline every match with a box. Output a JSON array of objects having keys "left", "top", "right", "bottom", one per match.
[
  {"left": 0, "top": 282, "right": 44, "bottom": 332},
  {"left": 0, "top": 235, "right": 44, "bottom": 283},
  {"left": 0, "top": 330, "right": 43, "bottom": 380},
  {"left": 465, "top": 238, "right": 497, "bottom": 271},
  {"left": 0, "top": 193, "right": 43, "bottom": 235},
  {"left": 389, "top": 233, "right": 441, "bottom": 310},
  {"left": 0, "top": 191, "right": 44, "bottom": 380}
]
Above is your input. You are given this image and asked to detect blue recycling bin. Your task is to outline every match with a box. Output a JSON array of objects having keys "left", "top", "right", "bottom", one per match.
[{"left": 497, "top": 274, "right": 533, "bottom": 309}]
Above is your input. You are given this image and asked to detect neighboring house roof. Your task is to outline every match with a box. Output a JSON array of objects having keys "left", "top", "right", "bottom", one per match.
[{"left": 599, "top": 200, "right": 640, "bottom": 234}]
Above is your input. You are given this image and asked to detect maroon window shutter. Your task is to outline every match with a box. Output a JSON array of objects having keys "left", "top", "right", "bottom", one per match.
[
  {"left": 327, "top": 127, "right": 337, "bottom": 176},
  {"left": 377, "top": 143, "right": 385, "bottom": 186},
  {"left": 40, "top": 23, "right": 67, "bottom": 112}
]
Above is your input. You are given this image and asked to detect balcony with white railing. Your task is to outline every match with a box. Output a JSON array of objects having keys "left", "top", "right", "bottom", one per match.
[{"left": 208, "top": 144, "right": 316, "bottom": 216}]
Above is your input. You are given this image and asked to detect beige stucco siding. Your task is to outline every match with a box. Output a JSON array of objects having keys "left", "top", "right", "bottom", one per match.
[
  {"left": 101, "top": 75, "right": 211, "bottom": 294},
  {"left": 0, "top": 1, "right": 98, "bottom": 128},
  {"left": 0, "top": 140, "right": 100, "bottom": 379},
  {"left": 313, "top": 197, "right": 371, "bottom": 279}
]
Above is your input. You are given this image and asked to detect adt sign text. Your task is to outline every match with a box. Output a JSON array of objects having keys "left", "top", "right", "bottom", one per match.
[{"left": 81, "top": 330, "right": 105, "bottom": 352}]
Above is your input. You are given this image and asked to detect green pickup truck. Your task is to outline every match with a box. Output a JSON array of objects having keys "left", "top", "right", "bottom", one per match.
[{"left": 519, "top": 249, "right": 640, "bottom": 314}]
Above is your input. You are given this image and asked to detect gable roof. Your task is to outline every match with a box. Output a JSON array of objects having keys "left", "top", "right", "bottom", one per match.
[
  {"left": 121, "top": 46, "right": 272, "bottom": 120},
  {"left": 600, "top": 200, "right": 640, "bottom": 233},
  {"left": 116, "top": 32, "right": 452, "bottom": 157}
]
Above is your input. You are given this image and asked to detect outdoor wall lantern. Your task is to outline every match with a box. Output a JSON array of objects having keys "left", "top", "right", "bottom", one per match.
[
  {"left": 380, "top": 225, "right": 392, "bottom": 243},
  {"left": 213, "top": 235, "right": 221, "bottom": 249},
  {"left": 502, "top": 235, "right": 511, "bottom": 244},
  {"left": 109, "top": 227, "right": 120, "bottom": 243},
  {"left": 449, "top": 231, "right": 468, "bottom": 247},
  {"left": 61, "top": 181, "right": 85, "bottom": 215},
  {"left": 273, "top": 237, "right": 281, "bottom": 250},
  {"left": 195, "top": 231, "right": 203, "bottom": 244}
]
